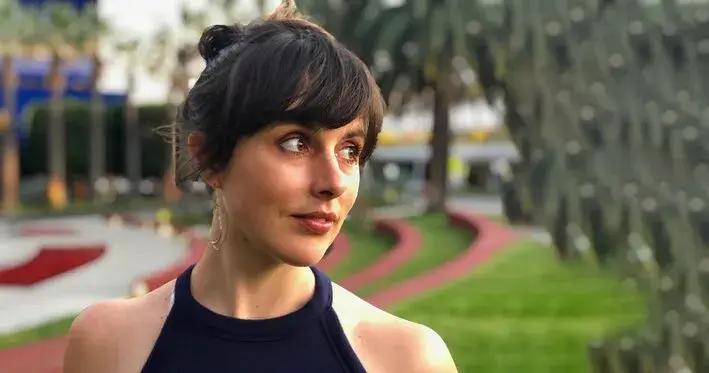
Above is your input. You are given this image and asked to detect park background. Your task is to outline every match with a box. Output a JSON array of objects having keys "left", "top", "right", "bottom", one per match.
[{"left": 0, "top": 0, "right": 702, "bottom": 372}]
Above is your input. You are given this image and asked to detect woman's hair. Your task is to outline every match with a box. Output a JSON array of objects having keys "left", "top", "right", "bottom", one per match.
[{"left": 173, "top": 0, "right": 385, "bottom": 187}]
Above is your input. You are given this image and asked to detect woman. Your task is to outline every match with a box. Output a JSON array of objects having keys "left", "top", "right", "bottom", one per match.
[{"left": 63, "top": 2, "right": 457, "bottom": 372}]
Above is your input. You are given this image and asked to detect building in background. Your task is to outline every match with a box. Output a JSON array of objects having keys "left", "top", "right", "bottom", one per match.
[{"left": 19, "top": 0, "right": 94, "bottom": 9}]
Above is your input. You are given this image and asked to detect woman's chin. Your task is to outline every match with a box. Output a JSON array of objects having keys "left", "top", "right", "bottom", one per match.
[
  {"left": 278, "top": 253, "right": 327, "bottom": 267},
  {"left": 270, "top": 242, "right": 329, "bottom": 267}
]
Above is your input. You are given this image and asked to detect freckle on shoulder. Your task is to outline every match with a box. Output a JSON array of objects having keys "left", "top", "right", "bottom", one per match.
[
  {"left": 69, "top": 298, "right": 134, "bottom": 342},
  {"left": 64, "top": 284, "right": 175, "bottom": 372},
  {"left": 63, "top": 298, "right": 134, "bottom": 372},
  {"left": 68, "top": 283, "right": 172, "bottom": 345}
]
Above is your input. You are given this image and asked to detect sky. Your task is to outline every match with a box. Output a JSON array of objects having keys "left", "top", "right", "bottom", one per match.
[
  {"left": 97, "top": 0, "right": 179, "bottom": 103},
  {"left": 96, "top": 0, "right": 277, "bottom": 104},
  {"left": 93, "top": 0, "right": 501, "bottom": 130}
]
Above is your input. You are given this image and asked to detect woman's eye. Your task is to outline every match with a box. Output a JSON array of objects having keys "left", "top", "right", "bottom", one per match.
[
  {"left": 280, "top": 137, "right": 308, "bottom": 153},
  {"left": 338, "top": 146, "right": 360, "bottom": 163}
]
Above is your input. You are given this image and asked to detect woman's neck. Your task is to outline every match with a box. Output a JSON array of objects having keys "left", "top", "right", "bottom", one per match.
[{"left": 190, "top": 237, "right": 316, "bottom": 320}]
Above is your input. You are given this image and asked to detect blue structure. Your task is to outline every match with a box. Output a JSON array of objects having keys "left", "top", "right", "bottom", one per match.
[
  {"left": 0, "top": 56, "right": 126, "bottom": 145},
  {"left": 19, "top": 0, "right": 96, "bottom": 10},
  {"left": 0, "top": 0, "right": 125, "bottom": 143},
  {"left": 0, "top": 0, "right": 127, "bottom": 145}
]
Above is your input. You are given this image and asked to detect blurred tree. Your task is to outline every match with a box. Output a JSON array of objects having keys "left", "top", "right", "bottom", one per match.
[
  {"left": 114, "top": 38, "right": 141, "bottom": 197},
  {"left": 146, "top": 0, "right": 241, "bottom": 201},
  {"left": 256, "top": 0, "right": 268, "bottom": 16},
  {"left": 297, "top": 0, "right": 370, "bottom": 58},
  {"left": 0, "top": 0, "right": 25, "bottom": 213},
  {"left": 144, "top": 26, "right": 184, "bottom": 203},
  {"left": 480, "top": 1, "right": 709, "bottom": 370},
  {"left": 71, "top": 4, "right": 107, "bottom": 203},
  {"left": 300, "top": 0, "right": 489, "bottom": 212},
  {"left": 39, "top": 2, "right": 83, "bottom": 209},
  {"left": 0, "top": 1, "right": 106, "bottom": 209}
]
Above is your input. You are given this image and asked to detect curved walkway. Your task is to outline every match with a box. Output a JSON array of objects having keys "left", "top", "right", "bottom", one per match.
[
  {"left": 365, "top": 210, "right": 522, "bottom": 309},
  {"left": 0, "top": 215, "right": 188, "bottom": 373},
  {"left": 340, "top": 218, "right": 422, "bottom": 292},
  {"left": 0, "top": 216, "right": 185, "bottom": 334},
  {"left": 0, "top": 335, "right": 64, "bottom": 373},
  {"left": 316, "top": 233, "right": 351, "bottom": 272},
  {"left": 0, "top": 203, "right": 530, "bottom": 373}
]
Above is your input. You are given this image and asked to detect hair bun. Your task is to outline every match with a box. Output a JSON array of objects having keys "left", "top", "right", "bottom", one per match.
[
  {"left": 198, "top": 24, "right": 243, "bottom": 64},
  {"left": 265, "top": 0, "right": 298, "bottom": 21}
]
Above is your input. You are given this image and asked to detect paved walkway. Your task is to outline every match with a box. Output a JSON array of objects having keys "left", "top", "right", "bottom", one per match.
[
  {"left": 0, "top": 215, "right": 186, "bottom": 334},
  {"left": 0, "top": 196, "right": 548, "bottom": 333},
  {"left": 0, "top": 195, "right": 552, "bottom": 373},
  {"left": 375, "top": 195, "right": 550, "bottom": 243},
  {"left": 366, "top": 212, "right": 520, "bottom": 309}
]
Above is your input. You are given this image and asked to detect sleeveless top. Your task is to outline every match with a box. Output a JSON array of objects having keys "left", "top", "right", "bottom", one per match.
[{"left": 140, "top": 265, "right": 367, "bottom": 373}]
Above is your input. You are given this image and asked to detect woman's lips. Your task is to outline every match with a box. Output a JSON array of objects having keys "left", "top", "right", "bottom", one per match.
[{"left": 292, "top": 216, "right": 334, "bottom": 234}]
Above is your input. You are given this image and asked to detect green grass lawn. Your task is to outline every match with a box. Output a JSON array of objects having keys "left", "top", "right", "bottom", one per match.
[
  {"left": 0, "top": 315, "right": 75, "bottom": 349},
  {"left": 17, "top": 197, "right": 167, "bottom": 216},
  {"left": 390, "top": 240, "right": 647, "bottom": 373},
  {"left": 355, "top": 214, "right": 473, "bottom": 296},
  {"left": 326, "top": 224, "right": 396, "bottom": 281}
]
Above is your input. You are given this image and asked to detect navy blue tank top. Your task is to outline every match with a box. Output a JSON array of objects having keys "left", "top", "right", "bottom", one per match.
[{"left": 141, "top": 265, "right": 367, "bottom": 373}]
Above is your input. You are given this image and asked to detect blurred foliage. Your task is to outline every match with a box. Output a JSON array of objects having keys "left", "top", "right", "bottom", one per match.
[
  {"left": 300, "top": 0, "right": 709, "bottom": 370},
  {"left": 461, "top": 0, "right": 709, "bottom": 371},
  {"left": 20, "top": 101, "right": 171, "bottom": 180},
  {"left": 299, "top": 0, "right": 499, "bottom": 212}
]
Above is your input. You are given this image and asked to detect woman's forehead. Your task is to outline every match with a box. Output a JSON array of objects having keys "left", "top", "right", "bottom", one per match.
[{"left": 269, "top": 118, "right": 366, "bottom": 134}]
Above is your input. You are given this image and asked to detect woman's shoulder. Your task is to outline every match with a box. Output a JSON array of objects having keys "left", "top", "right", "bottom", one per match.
[
  {"left": 331, "top": 283, "right": 458, "bottom": 373},
  {"left": 62, "top": 281, "right": 175, "bottom": 373}
]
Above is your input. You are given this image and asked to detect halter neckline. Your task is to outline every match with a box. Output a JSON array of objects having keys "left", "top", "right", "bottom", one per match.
[{"left": 170, "top": 265, "right": 332, "bottom": 341}]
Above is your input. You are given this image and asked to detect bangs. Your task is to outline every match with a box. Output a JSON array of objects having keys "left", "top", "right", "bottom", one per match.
[
  {"left": 220, "top": 24, "right": 384, "bottom": 136},
  {"left": 278, "top": 45, "right": 378, "bottom": 131},
  {"left": 176, "top": 19, "right": 385, "bottom": 187}
]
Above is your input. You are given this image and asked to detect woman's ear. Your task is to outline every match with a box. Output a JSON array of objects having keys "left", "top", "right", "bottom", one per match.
[
  {"left": 187, "top": 132, "right": 223, "bottom": 189},
  {"left": 186, "top": 132, "right": 204, "bottom": 160}
]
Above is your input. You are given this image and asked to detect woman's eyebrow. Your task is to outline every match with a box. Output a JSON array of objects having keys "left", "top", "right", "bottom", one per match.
[
  {"left": 267, "top": 122, "right": 309, "bottom": 132},
  {"left": 342, "top": 128, "right": 366, "bottom": 140}
]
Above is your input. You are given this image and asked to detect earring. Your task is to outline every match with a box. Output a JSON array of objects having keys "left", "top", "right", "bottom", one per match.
[{"left": 208, "top": 191, "right": 226, "bottom": 251}]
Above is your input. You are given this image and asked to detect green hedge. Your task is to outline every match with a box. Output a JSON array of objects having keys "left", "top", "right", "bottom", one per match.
[{"left": 19, "top": 101, "right": 172, "bottom": 179}]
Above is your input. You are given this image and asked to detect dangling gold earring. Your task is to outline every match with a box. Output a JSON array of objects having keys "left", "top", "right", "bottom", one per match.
[{"left": 208, "top": 191, "right": 226, "bottom": 251}]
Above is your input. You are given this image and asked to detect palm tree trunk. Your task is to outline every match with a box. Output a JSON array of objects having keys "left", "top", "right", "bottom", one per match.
[
  {"left": 162, "top": 102, "right": 181, "bottom": 203},
  {"left": 163, "top": 49, "right": 190, "bottom": 203},
  {"left": 88, "top": 54, "right": 105, "bottom": 203},
  {"left": 124, "top": 68, "right": 141, "bottom": 197},
  {"left": 47, "top": 51, "right": 67, "bottom": 210},
  {"left": 1, "top": 55, "right": 19, "bottom": 213},
  {"left": 426, "top": 71, "right": 452, "bottom": 213}
]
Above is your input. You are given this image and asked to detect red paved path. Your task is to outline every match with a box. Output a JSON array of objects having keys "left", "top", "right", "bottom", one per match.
[
  {"left": 0, "top": 335, "right": 66, "bottom": 373},
  {"left": 316, "top": 233, "right": 351, "bottom": 272},
  {"left": 0, "top": 211, "right": 522, "bottom": 372},
  {"left": 340, "top": 218, "right": 422, "bottom": 292},
  {"left": 365, "top": 211, "right": 521, "bottom": 309},
  {"left": 0, "top": 246, "right": 106, "bottom": 286}
]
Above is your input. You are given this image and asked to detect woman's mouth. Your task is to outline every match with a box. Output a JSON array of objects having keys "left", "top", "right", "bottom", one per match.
[{"left": 291, "top": 211, "right": 337, "bottom": 235}]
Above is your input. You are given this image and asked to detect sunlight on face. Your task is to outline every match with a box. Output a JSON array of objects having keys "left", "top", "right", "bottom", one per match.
[{"left": 218, "top": 119, "right": 366, "bottom": 267}]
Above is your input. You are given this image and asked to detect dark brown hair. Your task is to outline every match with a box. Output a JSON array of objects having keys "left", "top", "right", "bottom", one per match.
[{"left": 173, "top": 0, "right": 385, "bottom": 188}]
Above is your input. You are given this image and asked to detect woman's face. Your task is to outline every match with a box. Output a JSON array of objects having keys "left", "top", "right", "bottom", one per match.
[{"left": 218, "top": 119, "right": 365, "bottom": 267}]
